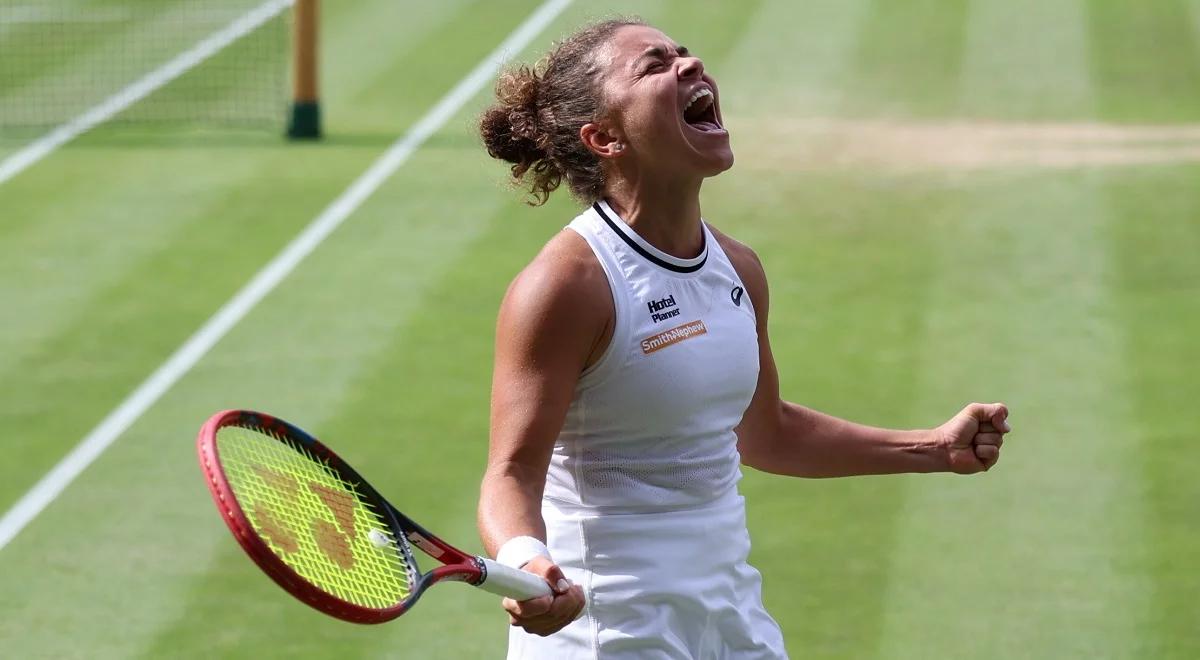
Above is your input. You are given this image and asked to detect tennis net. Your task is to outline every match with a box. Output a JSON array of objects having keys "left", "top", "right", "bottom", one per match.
[{"left": 0, "top": 0, "right": 291, "bottom": 137}]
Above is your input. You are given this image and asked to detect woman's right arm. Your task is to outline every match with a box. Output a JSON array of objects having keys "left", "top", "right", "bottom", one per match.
[{"left": 478, "top": 230, "right": 611, "bottom": 635}]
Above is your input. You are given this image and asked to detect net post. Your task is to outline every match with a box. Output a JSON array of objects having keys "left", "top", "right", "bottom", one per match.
[{"left": 288, "top": 0, "right": 321, "bottom": 140}]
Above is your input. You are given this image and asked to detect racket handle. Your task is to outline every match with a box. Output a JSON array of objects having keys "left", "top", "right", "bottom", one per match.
[{"left": 477, "top": 557, "right": 555, "bottom": 600}]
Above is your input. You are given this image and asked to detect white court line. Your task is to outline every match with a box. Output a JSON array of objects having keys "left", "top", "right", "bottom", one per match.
[
  {"left": 0, "top": 0, "right": 574, "bottom": 552},
  {"left": 0, "top": 0, "right": 293, "bottom": 187}
]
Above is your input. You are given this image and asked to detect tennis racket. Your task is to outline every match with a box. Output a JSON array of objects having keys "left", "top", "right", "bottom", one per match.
[{"left": 196, "top": 409, "right": 552, "bottom": 624}]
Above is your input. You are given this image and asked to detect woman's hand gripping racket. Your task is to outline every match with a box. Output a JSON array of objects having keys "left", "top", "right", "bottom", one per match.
[{"left": 196, "top": 409, "right": 552, "bottom": 624}]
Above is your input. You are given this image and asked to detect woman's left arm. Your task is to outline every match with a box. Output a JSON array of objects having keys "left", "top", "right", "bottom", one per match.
[{"left": 718, "top": 233, "right": 1011, "bottom": 478}]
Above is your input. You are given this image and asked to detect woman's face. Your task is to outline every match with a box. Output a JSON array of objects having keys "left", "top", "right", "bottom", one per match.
[{"left": 597, "top": 25, "right": 733, "bottom": 179}]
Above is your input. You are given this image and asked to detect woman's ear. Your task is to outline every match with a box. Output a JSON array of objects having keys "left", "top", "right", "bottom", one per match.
[{"left": 581, "top": 122, "right": 626, "bottom": 159}]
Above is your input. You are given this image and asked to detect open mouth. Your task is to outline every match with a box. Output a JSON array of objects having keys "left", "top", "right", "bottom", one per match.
[{"left": 682, "top": 87, "right": 724, "bottom": 133}]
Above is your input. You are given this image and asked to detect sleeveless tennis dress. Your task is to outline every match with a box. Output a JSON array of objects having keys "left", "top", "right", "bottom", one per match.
[{"left": 506, "top": 201, "right": 788, "bottom": 659}]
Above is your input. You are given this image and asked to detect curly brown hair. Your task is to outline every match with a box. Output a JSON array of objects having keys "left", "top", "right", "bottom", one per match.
[{"left": 479, "top": 18, "right": 643, "bottom": 205}]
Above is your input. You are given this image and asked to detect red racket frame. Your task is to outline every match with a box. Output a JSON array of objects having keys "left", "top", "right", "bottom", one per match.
[{"left": 197, "top": 409, "right": 493, "bottom": 624}]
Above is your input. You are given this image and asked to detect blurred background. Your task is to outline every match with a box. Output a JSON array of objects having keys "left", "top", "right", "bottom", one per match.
[{"left": 1, "top": 0, "right": 1198, "bottom": 657}]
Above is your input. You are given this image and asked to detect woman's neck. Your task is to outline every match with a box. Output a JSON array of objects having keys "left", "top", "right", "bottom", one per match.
[{"left": 603, "top": 177, "right": 705, "bottom": 259}]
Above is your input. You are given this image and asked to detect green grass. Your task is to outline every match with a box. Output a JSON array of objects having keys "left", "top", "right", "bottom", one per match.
[{"left": 3, "top": 0, "right": 1200, "bottom": 658}]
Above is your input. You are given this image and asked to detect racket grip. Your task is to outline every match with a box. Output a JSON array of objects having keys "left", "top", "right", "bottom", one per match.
[{"left": 477, "top": 557, "right": 555, "bottom": 600}]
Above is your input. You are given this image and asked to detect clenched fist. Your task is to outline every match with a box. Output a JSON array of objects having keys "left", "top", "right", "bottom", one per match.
[{"left": 936, "top": 402, "right": 1011, "bottom": 474}]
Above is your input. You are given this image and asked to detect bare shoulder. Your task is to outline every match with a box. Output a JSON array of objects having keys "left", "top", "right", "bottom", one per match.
[
  {"left": 708, "top": 224, "right": 769, "bottom": 315},
  {"left": 506, "top": 229, "right": 608, "bottom": 310},
  {"left": 500, "top": 229, "right": 612, "bottom": 351}
]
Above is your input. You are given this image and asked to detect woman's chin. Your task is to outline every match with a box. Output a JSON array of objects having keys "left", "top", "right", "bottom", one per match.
[
  {"left": 700, "top": 146, "right": 735, "bottom": 177},
  {"left": 680, "top": 128, "right": 734, "bottom": 175}
]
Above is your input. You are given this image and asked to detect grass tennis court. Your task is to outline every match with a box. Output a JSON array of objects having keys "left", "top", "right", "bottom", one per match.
[{"left": 3, "top": 0, "right": 1200, "bottom": 657}]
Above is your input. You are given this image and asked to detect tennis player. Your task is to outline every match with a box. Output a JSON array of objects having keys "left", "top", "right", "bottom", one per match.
[{"left": 477, "top": 19, "right": 1011, "bottom": 659}]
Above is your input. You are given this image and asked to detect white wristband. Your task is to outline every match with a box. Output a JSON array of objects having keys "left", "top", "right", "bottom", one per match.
[{"left": 496, "top": 535, "right": 552, "bottom": 569}]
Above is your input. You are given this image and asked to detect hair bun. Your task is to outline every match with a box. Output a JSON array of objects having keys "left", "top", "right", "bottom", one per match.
[
  {"left": 479, "top": 18, "right": 643, "bottom": 205},
  {"left": 481, "top": 66, "right": 546, "bottom": 167}
]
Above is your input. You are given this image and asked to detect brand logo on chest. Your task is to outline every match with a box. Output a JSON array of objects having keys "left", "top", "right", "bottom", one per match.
[
  {"left": 647, "top": 294, "right": 681, "bottom": 323},
  {"left": 641, "top": 320, "right": 707, "bottom": 354}
]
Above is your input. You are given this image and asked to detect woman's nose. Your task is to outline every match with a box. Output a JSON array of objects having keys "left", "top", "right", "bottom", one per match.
[{"left": 677, "top": 56, "right": 704, "bottom": 79}]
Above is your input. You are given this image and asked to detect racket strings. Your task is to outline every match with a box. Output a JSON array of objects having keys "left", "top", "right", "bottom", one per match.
[{"left": 216, "top": 425, "right": 413, "bottom": 609}]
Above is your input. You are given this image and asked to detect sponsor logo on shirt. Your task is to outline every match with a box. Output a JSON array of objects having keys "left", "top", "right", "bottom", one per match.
[
  {"left": 731, "top": 286, "right": 744, "bottom": 307},
  {"left": 641, "top": 320, "right": 707, "bottom": 354},
  {"left": 647, "top": 294, "right": 681, "bottom": 323}
]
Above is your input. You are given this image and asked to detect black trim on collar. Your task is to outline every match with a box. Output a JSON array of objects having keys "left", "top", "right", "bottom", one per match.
[{"left": 592, "top": 202, "right": 707, "bottom": 274}]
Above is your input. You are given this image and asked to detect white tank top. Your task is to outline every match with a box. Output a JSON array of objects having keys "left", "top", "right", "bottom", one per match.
[{"left": 543, "top": 200, "right": 761, "bottom": 512}]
